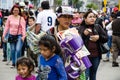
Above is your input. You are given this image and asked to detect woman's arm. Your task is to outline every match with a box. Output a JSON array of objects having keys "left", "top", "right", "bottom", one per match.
[
  {"left": 95, "top": 24, "right": 108, "bottom": 43},
  {"left": 21, "top": 17, "right": 26, "bottom": 41}
]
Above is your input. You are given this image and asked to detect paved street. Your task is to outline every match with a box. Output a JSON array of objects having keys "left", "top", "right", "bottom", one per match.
[
  {"left": 97, "top": 55, "right": 120, "bottom": 80},
  {"left": 0, "top": 49, "right": 120, "bottom": 80},
  {"left": 0, "top": 49, "right": 37, "bottom": 80}
]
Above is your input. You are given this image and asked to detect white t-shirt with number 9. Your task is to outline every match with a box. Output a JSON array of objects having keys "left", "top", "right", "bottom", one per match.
[{"left": 36, "top": 9, "right": 57, "bottom": 32}]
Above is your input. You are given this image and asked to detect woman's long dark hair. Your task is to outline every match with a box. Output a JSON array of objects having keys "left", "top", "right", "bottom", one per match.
[{"left": 81, "top": 10, "right": 94, "bottom": 26}]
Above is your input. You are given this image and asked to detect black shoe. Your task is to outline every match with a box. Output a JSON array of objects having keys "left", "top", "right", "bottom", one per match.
[
  {"left": 2, "top": 59, "right": 7, "bottom": 62},
  {"left": 10, "top": 64, "right": 15, "bottom": 68},
  {"left": 112, "top": 62, "right": 119, "bottom": 67}
]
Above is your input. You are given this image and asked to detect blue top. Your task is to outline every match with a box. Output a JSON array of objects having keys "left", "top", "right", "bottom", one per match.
[{"left": 37, "top": 54, "right": 67, "bottom": 80}]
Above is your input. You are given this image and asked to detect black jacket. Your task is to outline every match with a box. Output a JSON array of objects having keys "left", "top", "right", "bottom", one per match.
[
  {"left": 112, "top": 18, "right": 120, "bottom": 36},
  {"left": 77, "top": 24, "right": 108, "bottom": 58}
]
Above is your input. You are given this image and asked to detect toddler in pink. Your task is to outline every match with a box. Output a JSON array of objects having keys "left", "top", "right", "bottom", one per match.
[{"left": 15, "top": 57, "right": 36, "bottom": 80}]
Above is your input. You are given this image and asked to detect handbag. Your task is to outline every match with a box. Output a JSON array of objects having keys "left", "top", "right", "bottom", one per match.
[
  {"left": 8, "top": 35, "right": 18, "bottom": 43},
  {"left": 93, "top": 24, "right": 109, "bottom": 54},
  {"left": 100, "top": 43, "right": 110, "bottom": 54},
  {"left": 8, "top": 17, "right": 21, "bottom": 43}
]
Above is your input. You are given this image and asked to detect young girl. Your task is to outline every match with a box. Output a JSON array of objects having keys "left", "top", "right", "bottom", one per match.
[
  {"left": 16, "top": 57, "right": 36, "bottom": 80},
  {"left": 36, "top": 35, "right": 67, "bottom": 80}
]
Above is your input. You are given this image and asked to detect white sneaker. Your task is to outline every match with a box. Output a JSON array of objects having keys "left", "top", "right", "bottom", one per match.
[{"left": 103, "top": 58, "right": 109, "bottom": 62}]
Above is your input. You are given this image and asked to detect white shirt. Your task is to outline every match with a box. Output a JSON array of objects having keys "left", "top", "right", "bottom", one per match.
[
  {"left": 106, "top": 21, "right": 113, "bottom": 36},
  {"left": 36, "top": 9, "right": 57, "bottom": 32}
]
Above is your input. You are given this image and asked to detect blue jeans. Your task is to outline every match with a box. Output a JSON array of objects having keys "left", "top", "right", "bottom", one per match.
[
  {"left": 85, "top": 57, "right": 100, "bottom": 80},
  {"left": 2, "top": 42, "right": 7, "bottom": 59},
  {"left": 0, "top": 18, "right": 2, "bottom": 26},
  {"left": 10, "top": 35, "right": 23, "bottom": 65},
  {"left": 106, "top": 36, "right": 112, "bottom": 58}
]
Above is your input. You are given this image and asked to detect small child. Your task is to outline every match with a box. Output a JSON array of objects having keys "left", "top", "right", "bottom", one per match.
[
  {"left": 15, "top": 57, "right": 36, "bottom": 80},
  {"left": 26, "top": 17, "right": 46, "bottom": 67},
  {"left": 27, "top": 17, "right": 35, "bottom": 32},
  {"left": 36, "top": 35, "right": 67, "bottom": 80}
]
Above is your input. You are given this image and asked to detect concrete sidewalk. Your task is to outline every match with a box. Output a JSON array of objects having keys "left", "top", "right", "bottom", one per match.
[
  {"left": 0, "top": 49, "right": 16, "bottom": 80},
  {"left": 97, "top": 55, "right": 120, "bottom": 80}
]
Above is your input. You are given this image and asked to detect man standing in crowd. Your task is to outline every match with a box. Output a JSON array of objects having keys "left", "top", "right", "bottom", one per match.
[
  {"left": 112, "top": 11, "right": 120, "bottom": 67},
  {"left": 36, "top": 1, "right": 57, "bottom": 32}
]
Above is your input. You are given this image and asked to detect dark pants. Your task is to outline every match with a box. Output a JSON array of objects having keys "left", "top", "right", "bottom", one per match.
[
  {"left": 85, "top": 57, "right": 100, "bottom": 80},
  {"left": 27, "top": 48, "right": 38, "bottom": 67},
  {"left": 112, "top": 35, "right": 120, "bottom": 62},
  {"left": 21, "top": 38, "right": 27, "bottom": 56}
]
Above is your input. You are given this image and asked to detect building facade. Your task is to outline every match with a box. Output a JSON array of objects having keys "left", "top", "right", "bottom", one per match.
[{"left": 0, "top": 0, "right": 14, "bottom": 9}]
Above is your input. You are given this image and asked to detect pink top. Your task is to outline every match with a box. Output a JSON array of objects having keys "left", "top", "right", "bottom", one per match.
[
  {"left": 15, "top": 74, "right": 36, "bottom": 80},
  {"left": 3, "top": 15, "right": 26, "bottom": 39},
  {"left": 72, "top": 18, "right": 82, "bottom": 24},
  {"left": 0, "top": 11, "right": 2, "bottom": 17}
]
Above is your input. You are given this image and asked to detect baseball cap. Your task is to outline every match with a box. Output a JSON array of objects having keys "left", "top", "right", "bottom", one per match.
[
  {"left": 113, "top": 7, "right": 118, "bottom": 12},
  {"left": 56, "top": 6, "right": 73, "bottom": 17},
  {"left": 29, "top": 4, "right": 34, "bottom": 8}
]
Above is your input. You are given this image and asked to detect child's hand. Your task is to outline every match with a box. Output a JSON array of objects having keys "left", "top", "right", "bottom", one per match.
[{"left": 35, "top": 24, "right": 41, "bottom": 34}]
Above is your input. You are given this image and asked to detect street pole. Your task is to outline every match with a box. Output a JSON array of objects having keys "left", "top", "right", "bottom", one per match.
[
  {"left": 103, "top": 0, "right": 107, "bottom": 12},
  {"left": 119, "top": 0, "right": 120, "bottom": 10}
]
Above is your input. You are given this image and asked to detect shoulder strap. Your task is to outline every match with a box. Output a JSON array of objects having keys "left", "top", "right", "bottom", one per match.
[
  {"left": 53, "top": 27, "right": 59, "bottom": 43},
  {"left": 47, "top": 26, "right": 59, "bottom": 43}
]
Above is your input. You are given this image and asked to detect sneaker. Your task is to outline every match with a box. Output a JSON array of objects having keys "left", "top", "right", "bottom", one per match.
[
  {"left": 6, "top": 61, "right": 10, "bottom": 65},
  {"left": 103, "top": 58, "right": 109, "bottom": 62},
  {"left": 112, "top": 62, "right": 119, "bottom": 67},
  {"left": 2, "top": 58, "right": 7, "bottom": 62},
  {"left": 10, "top": 64, "right": 15, "bottom": 68}
]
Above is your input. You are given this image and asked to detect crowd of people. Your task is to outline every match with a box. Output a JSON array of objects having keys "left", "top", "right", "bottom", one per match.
[{"left": 0, "top": 0, "right": 120, "bottom": 80}]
